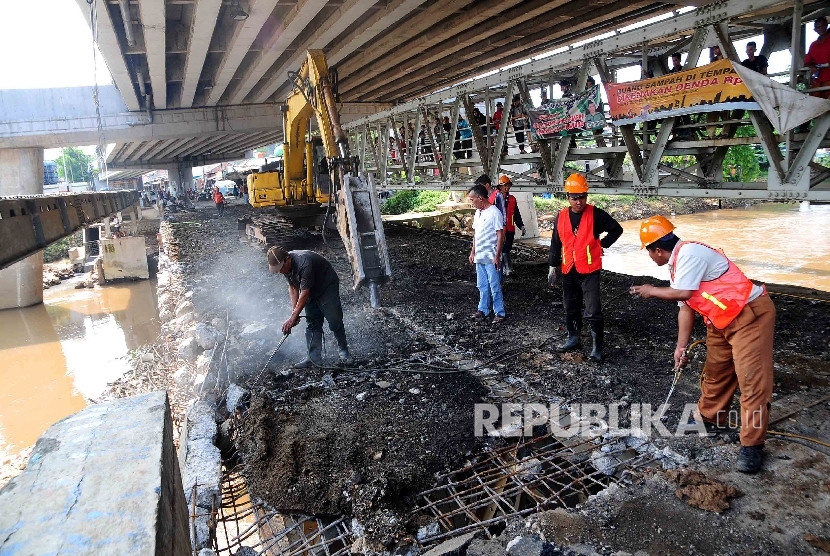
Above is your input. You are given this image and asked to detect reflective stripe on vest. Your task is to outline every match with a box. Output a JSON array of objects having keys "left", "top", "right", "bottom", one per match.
[
  {"left": 557, "top": 205, "right": 602, "bottom": 274},
  {"left": 669, "top": 241, "right": 755, "bottom": 329},
  {"left": 701, "top": 291, "right": 727, "bottom": 310}
]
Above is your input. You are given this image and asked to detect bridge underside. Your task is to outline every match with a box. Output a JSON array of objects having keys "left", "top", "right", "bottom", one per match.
[{"left": 339, "top": 0, "right": 830, "bottom": 201}]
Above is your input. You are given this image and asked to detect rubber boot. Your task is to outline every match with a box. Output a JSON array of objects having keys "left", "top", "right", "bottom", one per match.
[
  {"left": 296, "top": 328, "right": 323, "bottom": 368},
  {"left": 589, "top": 321, "right": 604, "bottom": 362},
  {"left": 504, "top": 252, "right": 513, "bottom": 276},
  {"left": 557, "top": 316, "right": 581, "bottom": 352},
  {"left": 331, "top": 327, "right": 353, "bottom": 365}
]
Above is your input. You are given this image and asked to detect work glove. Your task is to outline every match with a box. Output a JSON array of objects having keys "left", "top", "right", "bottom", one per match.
[
  {"left": 547, "top": 266, "right": 559, "bottom": 288},
  {"left": 521, "top": 226, "right": 526, "bottom": 237}
]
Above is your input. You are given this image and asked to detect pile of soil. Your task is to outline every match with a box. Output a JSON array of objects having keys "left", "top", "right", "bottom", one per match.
[
  {"left": 237, "top": 368, "right": 487, "bottom": 544},
  {"left": 664, "top": 469, "right": 742, "bottom": 513}
]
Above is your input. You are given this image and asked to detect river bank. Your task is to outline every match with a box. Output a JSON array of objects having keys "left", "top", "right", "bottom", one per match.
[{"left": 90, "top": 199, "right": 828, "bottom": 555}]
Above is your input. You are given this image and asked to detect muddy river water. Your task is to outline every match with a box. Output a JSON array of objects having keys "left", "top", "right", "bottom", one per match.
[
  {"left": 541, "top": 202, "right": 830, "bottom": 292},
  {"left": 0, "top": 279, "right": 159, "bottom": 460},
  {"left": 0, "top": 202, "right": 827, "bottom": 460}
]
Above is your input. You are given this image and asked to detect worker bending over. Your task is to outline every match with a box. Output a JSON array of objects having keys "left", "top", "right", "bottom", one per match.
[
  {"left": 630, "top": 216, "right": 775, "bottom": 474},
  {"left": 548, "top": 174, "right": 623, "bottom": 362},
  {"left": 267, "top": 246, "right": 353, "bottom": 368}
]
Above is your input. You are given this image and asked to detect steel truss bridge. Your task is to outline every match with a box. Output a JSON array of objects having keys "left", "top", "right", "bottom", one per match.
[
  {"left": 341, "top": 0, "right": 830, "bottom": 201},
  {"left": 0, "top": 191, "right": 140, "bottom": 271}
]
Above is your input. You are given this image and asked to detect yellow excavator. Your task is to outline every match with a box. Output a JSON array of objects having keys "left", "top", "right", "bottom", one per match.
[{"left": 247, "top": 50, "right": 391, "bottom": 307}]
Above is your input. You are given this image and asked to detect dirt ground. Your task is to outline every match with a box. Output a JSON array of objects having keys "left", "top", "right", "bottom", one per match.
[{"left": 167, "top": 199, "right": 829, "bottom": 555}]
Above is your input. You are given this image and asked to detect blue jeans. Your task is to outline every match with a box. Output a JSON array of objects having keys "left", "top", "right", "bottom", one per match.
[{"left": 476, "top": 263, "right": 505, "bottom": 317}]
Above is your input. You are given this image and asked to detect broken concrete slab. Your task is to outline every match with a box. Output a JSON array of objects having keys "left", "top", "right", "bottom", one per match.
[
  {"left": 180, "top": 437, "right": 222, "bottom": 509},
  {"left": 422, "top": 532, "right": 478, "bottom": 556},
  {"left": 467, "top": 538, "right": 505, "bottom": 556},
  {"left": 226, "top": 383, "right": 249, "bottom": 414},
  {"left": 181, "top": 401, "right": 218, "bottom": 444},
  {"left": 0, "top": 392, "right": 191, "bottom": 555}
]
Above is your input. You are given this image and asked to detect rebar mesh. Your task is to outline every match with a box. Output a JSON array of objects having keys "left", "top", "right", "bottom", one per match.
[
  {"left": 213, "top": 466, "right": 353, "bottom": 556},
  {"left": 412, "top": 432, "right": 652, "bottom": 545}
]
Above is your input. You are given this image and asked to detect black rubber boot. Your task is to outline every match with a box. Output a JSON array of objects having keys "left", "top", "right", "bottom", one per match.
[
  {"left": 331, "top": 328, "right": 353, "bottom": 364},
  {"left": 296, "top": 328, "right": 323, "bottom": 368},
  {"left": 589, "top": 321, "right": 604, "bottom": 362},
  {"left": 557, "top": 316, "right": 581, "bottom": 352},
  {"left": 736, "top": 445, "right": 764, "bottom": 473}
]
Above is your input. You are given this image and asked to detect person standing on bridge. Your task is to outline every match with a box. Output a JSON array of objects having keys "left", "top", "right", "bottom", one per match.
[
  {"left": 267, "top": 246, "right": 353, "bottom": 368},
  {"left": 548, "top": 174, "right": 623, "bottom": 362},
  {"left": 629, "top": 216, "right": 775, "bottom": 474},
  {"left": 805, "top": 17, "right": 830, "bottom": 98}
]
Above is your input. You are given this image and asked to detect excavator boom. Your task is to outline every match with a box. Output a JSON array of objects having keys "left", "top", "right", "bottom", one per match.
[{"left": 247, "top": 50, "right": 391, "bottom": 306}]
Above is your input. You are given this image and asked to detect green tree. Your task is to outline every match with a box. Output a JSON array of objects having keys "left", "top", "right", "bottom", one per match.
[
  {"left": 723, "top": 125, "right": 760, "bottom": 182},
  {"left": 55, "top": 147, "right": 95, "bottom": 183}
]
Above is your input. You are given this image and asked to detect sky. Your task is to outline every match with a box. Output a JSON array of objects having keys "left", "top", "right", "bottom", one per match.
[{"left": 2, "top": 1, "right": 817, "bottom": 159}]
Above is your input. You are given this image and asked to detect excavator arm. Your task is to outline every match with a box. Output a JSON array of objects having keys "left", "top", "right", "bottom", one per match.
[{"left": 249, "top": 50, "right": 391, "bottom": 307}]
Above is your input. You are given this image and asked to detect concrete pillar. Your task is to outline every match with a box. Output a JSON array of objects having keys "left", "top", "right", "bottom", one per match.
[
  {"left": 163, "top": 164, "right": 193, "bottom": 197},
  {"left": 0, "top": 148, "right": 44, "bottom": 310}
]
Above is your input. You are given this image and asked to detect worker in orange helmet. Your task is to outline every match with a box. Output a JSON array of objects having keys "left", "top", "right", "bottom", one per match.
[
  {"left": 493, "top": 175, "right": 525, "bottom": 276},
  {"left": 629, "top": 216, "right": 775, "bottom": 474},
  {"left": 548, "top": 173, "right": 623, "bottom": 362}
]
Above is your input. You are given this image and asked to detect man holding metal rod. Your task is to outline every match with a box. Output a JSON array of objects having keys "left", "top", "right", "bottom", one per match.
[{"left": 267, "top": 246, "right": 353, "bottom": 368}]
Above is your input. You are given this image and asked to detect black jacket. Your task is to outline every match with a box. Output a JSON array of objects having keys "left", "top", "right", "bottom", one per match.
[{"left": 548, "top": 206, "right": 623, "bottom": 271}]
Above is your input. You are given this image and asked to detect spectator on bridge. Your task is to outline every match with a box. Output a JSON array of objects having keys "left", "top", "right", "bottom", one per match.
[
  {"left": 741, "top": 41, "right": 768, "bottom": 74},
  {"left": 510, "top": 95, "right": 528, "bottom": 154},
  {"left": 559, "top": 80, "right": 573, "bottom": 98},
  {"left": 586, "top": 76, "right": 596, "bottom": 88},
  {"left": 457, "top": 116, "right": 473, "bottom": 159},
  {"left": 805, "top": 17, "right": 830, "bottom": 98},
  {"left": 540, "top": 90, "right": 551, "bottom": 107},
  {"left": 472, "top": 107, "right": 487, "bottom": 138},
  {"left": 669, "top": 53, "right": 683, "bottom": 73},
  {"left": 710, "top": 45, "right": 723, "bottom": 62}
]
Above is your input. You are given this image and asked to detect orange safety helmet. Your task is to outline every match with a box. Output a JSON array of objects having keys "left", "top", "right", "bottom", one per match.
[
  {"left": 498, "top": 175, "right": 512, "bottom": 185},
  {"left": 639, "top": 215, "right": 676, "bottom": 249},
  {"left": 563, "top": 173, "right": 589, "bottom": 194}
]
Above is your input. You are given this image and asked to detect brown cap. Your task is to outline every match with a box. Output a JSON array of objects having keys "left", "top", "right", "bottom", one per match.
[{"left": 267, "top": 246, "right": 288, "bottom": 273}]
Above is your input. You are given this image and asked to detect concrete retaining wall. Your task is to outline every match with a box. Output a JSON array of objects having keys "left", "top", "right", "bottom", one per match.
[{"left": 0, "top": 392, "right": 191, "bottom": 555}]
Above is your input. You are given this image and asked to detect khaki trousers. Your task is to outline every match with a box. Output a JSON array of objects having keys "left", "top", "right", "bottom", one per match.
[{"left": 698, "top": 294, "right": 776, "bottom": 446}]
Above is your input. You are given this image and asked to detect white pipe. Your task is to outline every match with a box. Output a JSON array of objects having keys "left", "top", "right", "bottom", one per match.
[{"left": 118, "top": 0, "right": 136, "bottom": 47}]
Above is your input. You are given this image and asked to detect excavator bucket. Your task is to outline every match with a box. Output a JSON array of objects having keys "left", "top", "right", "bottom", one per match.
[{"left": 336, "top": 172, "right": 391, "bottom": 308}]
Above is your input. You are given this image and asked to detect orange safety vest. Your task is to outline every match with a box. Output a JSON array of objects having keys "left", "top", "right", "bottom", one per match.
[
  {"left": 669, "top": 241, "right": 756, "bottom": 329},
  {"left": 557, "top": 205, "right": 602, "bottom": 274}
]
